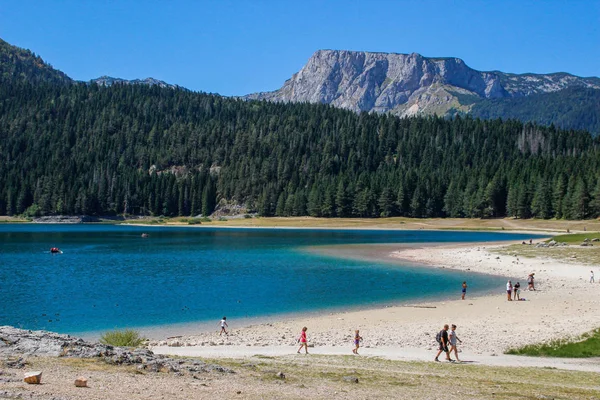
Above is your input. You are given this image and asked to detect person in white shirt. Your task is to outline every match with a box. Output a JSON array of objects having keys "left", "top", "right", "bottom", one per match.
[
  {"left": 506, "top": 280, "right": 513, "bottom": 301},
  {"left": 219, "top": 316, "right": 229, "bottom": 336},
  {"left": 591, "top": 271, "right": 595, "bottom": 283}
]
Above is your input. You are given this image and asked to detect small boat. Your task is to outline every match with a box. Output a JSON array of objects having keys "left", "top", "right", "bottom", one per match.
[
  {"left": 50, "top": 247, "right": 62, "bottom": 254},
  {"left": 141, "top": 233, "right": 149, "bottom": 238}
]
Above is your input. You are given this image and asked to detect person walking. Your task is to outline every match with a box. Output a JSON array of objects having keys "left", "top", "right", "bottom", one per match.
[
  {"left": 352, "top": 330, "right": 363, "bottom": 354},
  {"left": 461, "top": 281, "right": 467, "bottom": 300},
  {"left": 297, "top": 327, "right": 309, "bottom": 354},
  {"left": 434, "top": 324, "right": 453, "bottom": 362},
  {"left": 591, "top": 270, "right": 595, "bottom": 283},
  {"left": 506, "top": 280, "right": 513, "bottom": 301},
  {"left": 448, "top": 324, "right": 462, "bottom": 362},
  {"left": 219, "top": 316, "right": 229, "bottom": 336},
  {"left": 527, "top": 273, "right": 535, "bottom": 290}
]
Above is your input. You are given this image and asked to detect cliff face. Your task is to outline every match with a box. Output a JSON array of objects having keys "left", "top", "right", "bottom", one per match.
[{"left": 246, "top": 50, "right": 600, "bottom": 117}]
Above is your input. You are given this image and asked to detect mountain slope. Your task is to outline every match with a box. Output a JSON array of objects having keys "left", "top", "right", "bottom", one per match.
[
  {"left": 0, "top": 38, "right": 72, "bottom": 85},
  {"left": 246, "top": 50, "right": 600, "bottom": 124},
  {"left": 470, "top": 87, "right": 600, "bottom": 135}
]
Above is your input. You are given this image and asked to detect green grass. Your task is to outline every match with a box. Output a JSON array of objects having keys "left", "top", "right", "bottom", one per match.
[
  {"left": 550, "top": 232, "right": 600, "bottom": 244},
  {"left": 506, "top": 328, "right": 600, "bottom": 357},
  {"left": 99, "top": 329, "right": 146, "bottom": 347}
]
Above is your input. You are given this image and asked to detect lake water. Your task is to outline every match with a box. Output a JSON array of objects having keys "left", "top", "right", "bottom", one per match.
[{"left": 0, "top": 224, "right": 538, "bottom": 335}]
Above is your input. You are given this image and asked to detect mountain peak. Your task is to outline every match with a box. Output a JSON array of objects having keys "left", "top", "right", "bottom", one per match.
[
  {"left": 90, "top": 75, "right": 180, "bottom": 89},
  {"left": 245, "top": 49, "right": 600, "bottom": 117}
]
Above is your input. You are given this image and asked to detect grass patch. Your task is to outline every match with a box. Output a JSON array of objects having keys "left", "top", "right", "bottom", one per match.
[
  {"left": 551, "top": 232, "right": 600, "bottom": 244},
  {"left": 100, "top": 329, "right": 146, "bottom": 347},
  {"left": 506, "top": 328, "right": 600, "bottom": 358}
]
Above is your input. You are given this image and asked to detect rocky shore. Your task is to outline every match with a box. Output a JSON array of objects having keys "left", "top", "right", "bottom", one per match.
[{"left": 0, "top": 326, "right": 234, "bottom": 399}]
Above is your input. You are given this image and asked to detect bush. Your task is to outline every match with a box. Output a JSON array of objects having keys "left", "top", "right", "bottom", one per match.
[
  {"left": 188, "top": 218, "right": 202, "bottom": 225},
  {"left": 100, "top": 329, "right": 146, "bottom": 347}
]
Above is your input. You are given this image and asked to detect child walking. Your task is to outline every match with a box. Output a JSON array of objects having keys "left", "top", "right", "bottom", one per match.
[
  {"left": 352, "top": 330, "right": 363, "bottom": 354},
  {"left": 219, "top": 316, "right": 228, "bottom": 336},
  {"left": 297, "top": 327, "right": 309, "bottom": 354}
]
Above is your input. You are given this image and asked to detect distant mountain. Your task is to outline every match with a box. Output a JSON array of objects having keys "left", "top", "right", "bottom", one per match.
[
  {"left": 245, "top": 50, "right": 600, "bottom": 133},
  {"left": 0, "top": 38, "right": 72, "bottom": 85},
  {"left": 90, "top": 75, "right": 180, "bottom": 89}
]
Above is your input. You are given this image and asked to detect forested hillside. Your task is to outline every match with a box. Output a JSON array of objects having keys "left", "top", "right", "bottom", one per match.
[
  {"left": 1, "top": 79, "right": 600, "bottom": 220},
  {"left": 470, "top": 87, "right": 600, "bottom": 136},
  {"left": 0, "top": 38, "right": 72, "bottom": 85}
]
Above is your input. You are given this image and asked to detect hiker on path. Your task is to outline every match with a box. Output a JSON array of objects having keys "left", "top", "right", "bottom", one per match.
[{"left": 434, "top": 324, "right": 453, "bottom": 362}]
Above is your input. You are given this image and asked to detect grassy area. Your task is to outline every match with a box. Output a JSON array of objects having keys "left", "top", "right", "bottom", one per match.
[
  {"left": 551, "top": 232, "right": 600, "bottom": 244},
  {"left": 119, "top": 216, "right": 600, "bottom": 233},
  {"left": 506, "top": 328, "right": 600, "bottom": 358},
  {"left": 8, "top": 353, "right": 600, "bottom": 399},
  {"left": 100, "top": 329, "right": 146, "bottom": 347}
]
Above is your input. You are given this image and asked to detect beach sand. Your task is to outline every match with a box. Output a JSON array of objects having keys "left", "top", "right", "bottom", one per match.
[{"left": 150, "top": 240, "right": 600, "bottom": 371}]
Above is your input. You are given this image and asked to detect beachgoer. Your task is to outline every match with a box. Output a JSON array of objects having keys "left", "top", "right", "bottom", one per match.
[
  {"left": 448, "top": 324, "right": 462, "bottom": 362},
  {"left": 529, "top": 239, "right": 532, "bottom": 245},
  {"left": 513, "top": 282, "right": 521, "bottom": 300},
  {"left": 219, "top": 316, "right": 228, "bottom": 336},
  {"left": 352, "top": 330, "right": 363, "bottom": 354},
  {"left": 434, "top": 324, "right": 453, "bottom": 362},
  {"left": 591, "top": 271, "right": 595, "bottom": 283},
  {"left": 461, "top": 281, "right": 467, "bottom": 300},
  {"left": 506, "top": 280, "right": 513, "bottom": 301},
  {"left": 297, "top": 327, "right": 309, "bottom": 354},
  {"left": 527, "top": 273, "right": 535, "bottom": 291}
]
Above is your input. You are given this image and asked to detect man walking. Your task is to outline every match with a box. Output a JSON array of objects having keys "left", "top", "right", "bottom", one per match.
[
  {"left": 434, "top": 324, "right": 454, "bottom": 362},
  {"left": 591, "top": 270, "right": 595, "bottom": 283}
]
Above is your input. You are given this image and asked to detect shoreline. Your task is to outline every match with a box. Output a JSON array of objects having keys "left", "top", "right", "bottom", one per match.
[{"left": 150, "top": 239, "right": 600, "bottom": 370}]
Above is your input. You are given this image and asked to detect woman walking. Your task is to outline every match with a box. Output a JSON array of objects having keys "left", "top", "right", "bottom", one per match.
[{"left": 448, "top": 324, "right": 462, "bottom": 362}]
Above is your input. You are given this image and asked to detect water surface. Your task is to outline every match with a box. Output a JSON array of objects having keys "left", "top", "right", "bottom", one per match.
[{"left": 0, "top": 224, "right": 539, "bottom": 334}]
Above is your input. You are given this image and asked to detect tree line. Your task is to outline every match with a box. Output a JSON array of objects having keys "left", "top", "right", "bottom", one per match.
[{"left": 1, "top": 80, "right": 600, "bottom": 219}]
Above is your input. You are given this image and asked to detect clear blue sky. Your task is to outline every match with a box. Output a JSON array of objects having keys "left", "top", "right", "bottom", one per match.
[{"left": 1, "top": 0, "right": 598, "bottom": 96}]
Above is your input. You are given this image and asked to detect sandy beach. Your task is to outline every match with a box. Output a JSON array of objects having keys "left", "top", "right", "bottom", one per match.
[{"left": 150, "top": 239, "right": 600, "bottom": 371}]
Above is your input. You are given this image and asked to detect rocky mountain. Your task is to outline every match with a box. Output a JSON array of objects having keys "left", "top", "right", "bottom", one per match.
[
  {"left": 90, "top": 75, "right": 180, "bottom": 89},
  {"left": 0, "top": 38, "right": 72, "bottom": 85},
  {"left": 246, "top": 50, "right": 600, "bottom": 119}
]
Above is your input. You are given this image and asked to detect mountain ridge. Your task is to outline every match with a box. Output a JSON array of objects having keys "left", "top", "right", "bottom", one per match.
[{"left": 245, "top": 49, "right": 600, "bottom": 120}]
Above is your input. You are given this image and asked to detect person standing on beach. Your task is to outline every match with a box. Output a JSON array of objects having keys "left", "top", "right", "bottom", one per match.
[
  {"left": 591, "top": 271, "right": 595, "bottom": 283},
  {"left": 434, "top": 324, "right": 453, "bottom": 362},
  {"left": 506, "top": 280, "right": 513, "bottom": 301},
  {"left": 513, "top": 282, "right": 521, "bottom": 300},
  {"left": 297, "top": 327, "right": 309, "bottom": 354},
  {"left": 448, "top": 324, "right": 462, "bottom": 362},
  {"left": 352, "top": 330, "right": 363, "bottom": 354},
  {"left": 219, "top": 316, "right": 228, "bottom": 336},
  {"left": 461, "top": 281, "right": 467, "bottom": 300}
]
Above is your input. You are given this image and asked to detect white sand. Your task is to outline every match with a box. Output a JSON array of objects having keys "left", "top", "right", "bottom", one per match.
[{"left": 150, "top": 240, "right": 600, "bottom": 371}]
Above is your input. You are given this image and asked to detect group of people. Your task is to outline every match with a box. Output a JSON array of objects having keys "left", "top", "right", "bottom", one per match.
[
  {"left": 296, "top": 327, "right": 364, "bottom": 355},
  {"left": 505, "top": 274, "right": 535, "bottom": 301},
  {"left": 434, "top": 324, "right": 462, "bottom": 362}
]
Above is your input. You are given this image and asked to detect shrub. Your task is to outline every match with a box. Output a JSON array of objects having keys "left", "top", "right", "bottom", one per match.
[
  {"left": 188, "top": 218, "right": 202, "bottom": 225},
  {"left": 100, "top": 329, "right": 146, "bottom": 347}
]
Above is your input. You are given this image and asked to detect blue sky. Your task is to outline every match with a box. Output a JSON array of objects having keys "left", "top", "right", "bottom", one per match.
[{"left": 0, "top": 0, "right": 598, "bottom": 96}]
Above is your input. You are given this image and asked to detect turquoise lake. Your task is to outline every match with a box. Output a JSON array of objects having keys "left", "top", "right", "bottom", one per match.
[{"left": 0, "top": 224, "right": 539, "bottom": 335}]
